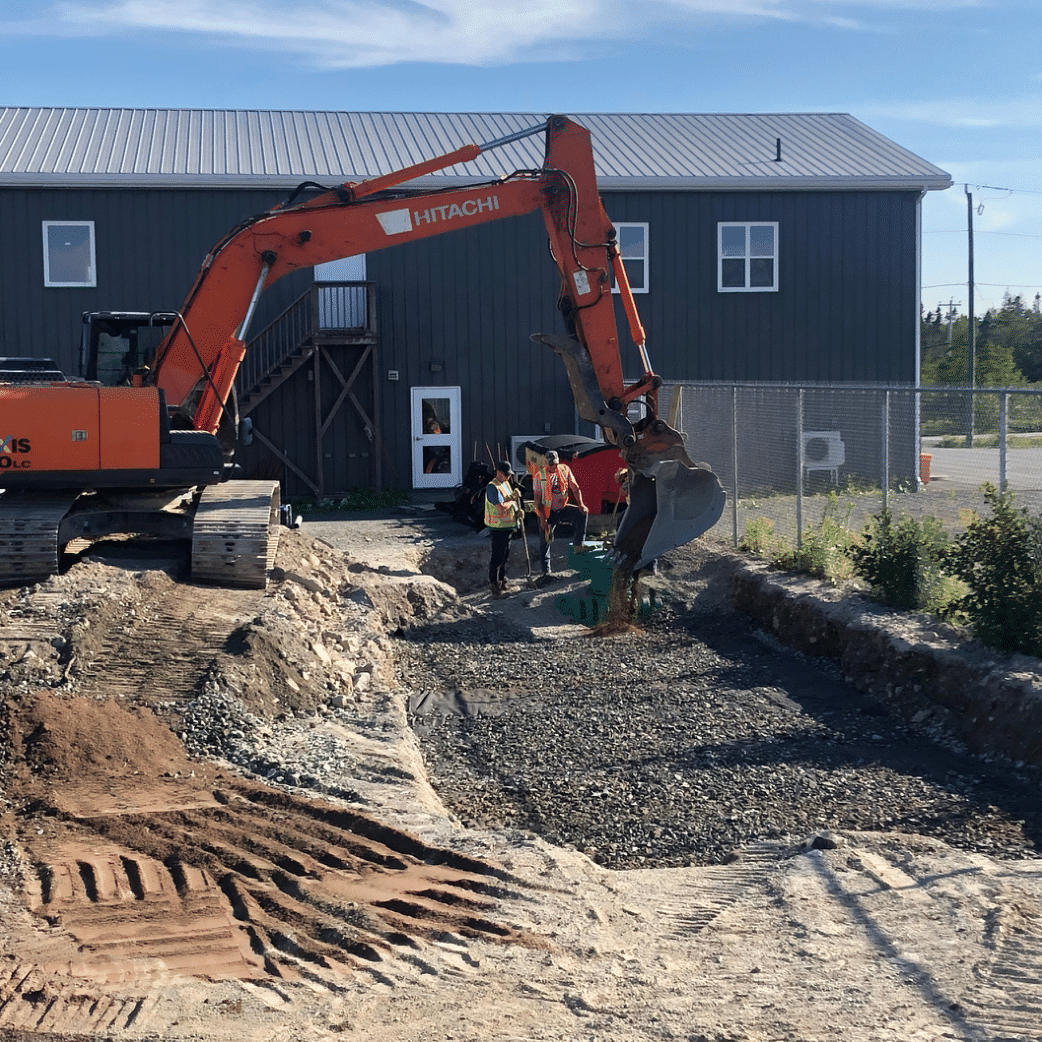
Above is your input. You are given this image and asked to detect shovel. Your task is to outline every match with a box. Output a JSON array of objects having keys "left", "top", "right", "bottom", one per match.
[{"left": 518, "top": 510, "right": 539, "bottom": 589}]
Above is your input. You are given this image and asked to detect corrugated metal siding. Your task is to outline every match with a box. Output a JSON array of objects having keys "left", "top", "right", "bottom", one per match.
[
  {"left": 597, "top": 189, "right": 918, "bottom": 385},
  {"left": 365, "top": 210, "right": 572, "bottom": 491},
  {"left": 0, "top": 177, "right": 921, "bottom": 495},
  {"left": 0, "top": 186, "right": 286, "bottom": 377},
  {"left": 232, "top": 213, "right": 574, "bottom": 498},
  {"left": 0, "top": 108, "right": 950, "bottom": 190}
]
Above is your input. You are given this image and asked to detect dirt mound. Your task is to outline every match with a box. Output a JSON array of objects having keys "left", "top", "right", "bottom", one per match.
[
  {"left": 0, "top": 524, "right": 531, "bottom": 1038},
  {"left": 18, "top": 691, "right": 194, "bottom": 783},
  {"left": 2, "top": 513, "right": 1042, "bottom": 1042}
]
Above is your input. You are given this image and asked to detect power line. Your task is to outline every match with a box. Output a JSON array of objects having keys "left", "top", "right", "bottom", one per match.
[
  {"left": 956, "top": 181, "right": 1042, "bottom": 196},
  {"left": 923, "top": 282, "right": 1042, "bottom": 289},
  {"left": 926, "top": 229, "right": 1042, "bottom": 239}
]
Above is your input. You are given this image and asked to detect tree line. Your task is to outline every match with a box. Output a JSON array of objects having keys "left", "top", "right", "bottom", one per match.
[{"left": 921, "top": 293, "right": 1042, "bottom": 386}]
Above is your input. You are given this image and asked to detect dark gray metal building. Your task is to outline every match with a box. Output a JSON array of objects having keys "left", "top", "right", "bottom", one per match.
[{"left": 0, "top": 108, "right": 951, "bottom": 499}]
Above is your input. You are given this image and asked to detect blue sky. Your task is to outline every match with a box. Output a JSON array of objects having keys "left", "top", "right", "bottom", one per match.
[{"left": 1, "top": 0, "right": 1040, "bottom": 318}]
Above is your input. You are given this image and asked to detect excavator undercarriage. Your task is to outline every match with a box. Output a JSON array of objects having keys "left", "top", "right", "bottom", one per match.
[{"left": 0, "top": 481, "right": 281, "bottom": 589}]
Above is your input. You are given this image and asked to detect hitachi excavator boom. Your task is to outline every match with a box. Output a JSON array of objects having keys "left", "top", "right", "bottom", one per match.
[{"left": 0, "top": 114, "right": 723, "bottom": 586}]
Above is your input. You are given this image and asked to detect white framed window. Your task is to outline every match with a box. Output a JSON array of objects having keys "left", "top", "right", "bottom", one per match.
[
  {"left": 612, "top": 222, "right": 648, "bottom": 294},
  {"left": 43, "top": 221, "right": 96, "bottom": 287},
  {"left": 718, "top": 221, "right": 778, "bottom": 292}
]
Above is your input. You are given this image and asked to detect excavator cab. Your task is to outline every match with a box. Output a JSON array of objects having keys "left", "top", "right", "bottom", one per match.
[{"left": 81, "top": 311, "right": 177, "bottom": 386}]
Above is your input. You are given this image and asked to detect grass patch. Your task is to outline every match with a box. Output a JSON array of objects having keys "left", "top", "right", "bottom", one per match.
[
  {"left": 739, "top": 493, "right": 858, "bottom": 585},
  {"left": 772, "top": 493, "right": 857, "bottom": 585},
  {"left": 934, "top": 433, "right": 1042, "bottom": 448}
]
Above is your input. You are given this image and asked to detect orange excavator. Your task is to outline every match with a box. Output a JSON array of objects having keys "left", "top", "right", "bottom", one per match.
[{"left": 0, "top": 115, "right": 724, "bottom": 587}]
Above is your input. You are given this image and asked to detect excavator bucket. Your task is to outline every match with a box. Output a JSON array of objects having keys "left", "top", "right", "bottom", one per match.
[
  {"left": 529, "top": 333, "right": 725, "bottom": 569},
  {"left": 614, "top": 461, "right": 726, "bottom": 571}
]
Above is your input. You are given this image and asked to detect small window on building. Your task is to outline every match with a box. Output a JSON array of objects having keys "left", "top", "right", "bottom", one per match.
[
  {"left": 43, "top": 221, "right": 97, "bottom": 287},
  {"left": 718, "top": 222, "right": 778, "bottom": 293},
  {"left": 612, "top": 222, "right": 649, "bottom": 294}
]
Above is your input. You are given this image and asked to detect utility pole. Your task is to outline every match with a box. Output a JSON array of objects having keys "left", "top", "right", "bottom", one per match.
[
  {"left": 946, "top": 298, "right": 961, "bottom": 348},
  {"left": 966, "top": 186, "right": 976, "bottom": 447}
]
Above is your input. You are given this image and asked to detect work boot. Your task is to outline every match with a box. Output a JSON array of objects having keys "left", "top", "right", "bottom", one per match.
[
  {"left": 489, "top": 582, "right": 503, "bottom": 598},
  {"left": 499, "top": 581, "right": 517, "bottom": 594}
]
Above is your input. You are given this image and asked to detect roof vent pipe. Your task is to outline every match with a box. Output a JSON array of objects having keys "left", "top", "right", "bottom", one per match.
[{"left": 775, "top": 137, "right": 782, "bottom": 162}]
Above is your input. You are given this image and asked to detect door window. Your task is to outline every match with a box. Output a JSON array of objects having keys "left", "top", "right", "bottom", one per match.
[{"left": 411, "top": 387, "right": 461, "bottom": 488}]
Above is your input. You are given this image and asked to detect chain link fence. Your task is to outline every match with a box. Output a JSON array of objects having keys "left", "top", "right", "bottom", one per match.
[{"left": 661, "top": 383, "right": 1042, "bottom": 548}]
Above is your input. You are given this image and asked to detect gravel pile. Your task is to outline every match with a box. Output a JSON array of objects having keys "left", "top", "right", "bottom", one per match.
[
  {"left": 395, "top": 555, "right": 1042, "bottom": 871},
  {"left": 176, "top": 686, "right": 375, "bottom": 804}
]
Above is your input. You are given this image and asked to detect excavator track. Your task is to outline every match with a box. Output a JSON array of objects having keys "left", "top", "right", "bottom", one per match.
[
  {"left": 0, "top": 491, "right": 79, "bottom": 586},
  {"left": 190, "top": 480, "right": 281, "bottom": 589}
]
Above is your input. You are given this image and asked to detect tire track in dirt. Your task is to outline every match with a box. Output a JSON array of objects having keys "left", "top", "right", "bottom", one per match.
[
  {"left": 2, "top": 532, "right": 540, "bottom": 1036},
  {"left": 967, "top": 869, "right": 1042, "bottom": 1039},
  {"left": 0, "top": 962, "right": 154, "bottom": 1035},
  {"left": 654, "top": 841, "right": 788, "bottom": 937},
  {"left": 9, "top": 778, "right": 535, "bottom": 1035},
  {"left": 68, "top": 582, "right": 263, "bottom": 704}
]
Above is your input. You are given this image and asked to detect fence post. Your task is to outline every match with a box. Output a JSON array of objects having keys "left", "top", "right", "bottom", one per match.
[
  {"left": 796, "top": 389, "right": 804, "bottom": 548},
  {"left": 731, "top": 385, "right": 739, "bottom": 547},
  {"left": 999, "top": 391, "right": 1008, "bottom": 491},
  {"left": 882, "top": 390, "right": 890, "bottom": 513}
]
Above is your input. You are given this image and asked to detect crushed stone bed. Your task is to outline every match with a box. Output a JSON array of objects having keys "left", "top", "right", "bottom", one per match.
[{"left": 398, "top": 541, "right": 1042, "bottom": 871}]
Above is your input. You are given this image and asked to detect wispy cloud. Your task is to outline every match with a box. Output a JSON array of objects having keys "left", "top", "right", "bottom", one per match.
[
  {"left": 0, "top": 0, "right": 984, "bottom": 68},
  {"left": 872, "top": 97, "right": 1042, "bottom": 129}
]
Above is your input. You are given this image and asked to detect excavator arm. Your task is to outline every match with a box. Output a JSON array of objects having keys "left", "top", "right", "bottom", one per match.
[{"left": 149, "top": 115, "right": 724, "bottom": 568}]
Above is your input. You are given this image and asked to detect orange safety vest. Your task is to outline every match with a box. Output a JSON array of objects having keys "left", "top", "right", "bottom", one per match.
[
  {"left": 534, "top": 464, "right": 576, "bottom": 519},
  {"left": 484, "top": 479, "right": 519, "bottom": 530}
]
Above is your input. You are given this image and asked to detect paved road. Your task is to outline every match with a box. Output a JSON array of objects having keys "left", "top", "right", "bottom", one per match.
[{"left": 926, "top": 444, "right": 1042, "bottom": 490}]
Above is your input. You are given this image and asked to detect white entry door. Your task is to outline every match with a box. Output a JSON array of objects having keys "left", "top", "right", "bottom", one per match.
[{"left": 411, "top": 386, "right": 462, "bottom": 488}]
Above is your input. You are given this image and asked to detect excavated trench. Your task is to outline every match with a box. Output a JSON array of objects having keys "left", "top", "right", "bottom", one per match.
[
  {"left": 729, "top": 557, "right": 1042, "bottom": 773},
  {"left": 1, "top": 515, "right": 1041, "bottom": 1041}
]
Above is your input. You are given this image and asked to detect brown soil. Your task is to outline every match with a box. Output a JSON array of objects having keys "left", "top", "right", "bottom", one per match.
[{"left": 0, "top": 516, "right": 1040, "bottom": 1042}]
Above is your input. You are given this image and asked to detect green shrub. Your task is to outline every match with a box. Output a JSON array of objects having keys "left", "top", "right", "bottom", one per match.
[
  {"left": 298, "top": 488, "right": 412, "bottom": 514},
  {"left": 848, "top": 507, "right": 951, "bottom": 611},
  {"left": 944, "top": 484, "right": 1042, "bottom": 655},
  {"left": 773, "top": 493, "right": 856, "bottom": 585}
]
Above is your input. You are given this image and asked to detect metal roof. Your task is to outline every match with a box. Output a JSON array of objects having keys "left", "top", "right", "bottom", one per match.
[{"left": 0, "top": 108, "right": 951, "bottom": 192}]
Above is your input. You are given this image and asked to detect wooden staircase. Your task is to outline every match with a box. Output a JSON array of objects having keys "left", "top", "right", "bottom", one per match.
[
  {"left": 236, "top": 282, "right": 377, "bottom": 411},
  {"left": 234, "top": 282, "right": 383, "bottom": 497}
]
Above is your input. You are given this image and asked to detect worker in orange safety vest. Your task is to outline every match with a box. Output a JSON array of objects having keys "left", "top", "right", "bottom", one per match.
[
  {"left": 484, "top": 460, "right": 523, "bottom": 597},
  {"left": 532, "top": 449, "right": 588, "bottom": 584}
]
